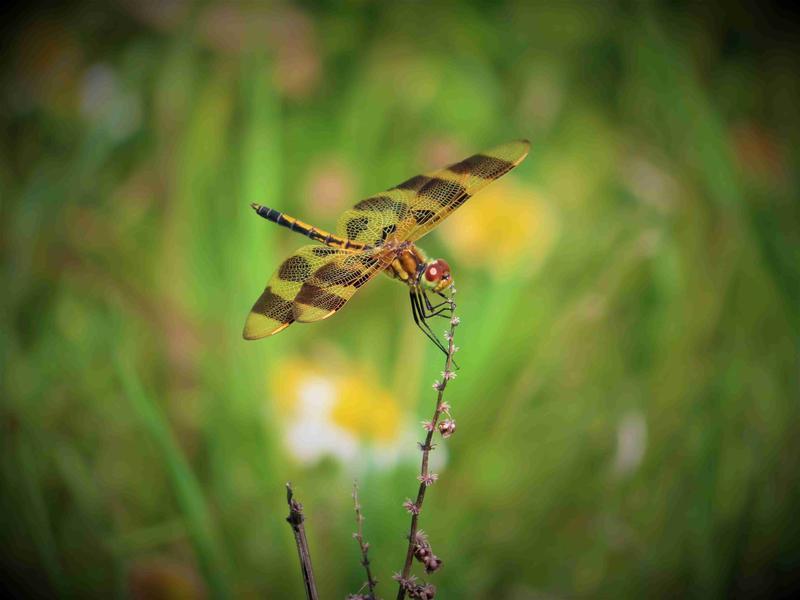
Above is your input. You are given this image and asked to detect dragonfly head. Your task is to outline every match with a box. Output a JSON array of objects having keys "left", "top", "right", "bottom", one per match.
[{"left": 421, "top": 258, "right": 453, "bottom": 293}]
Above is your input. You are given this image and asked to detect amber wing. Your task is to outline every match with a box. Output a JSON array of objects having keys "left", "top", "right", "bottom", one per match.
[
  {"left": 243, "top": 245, "right": 388, "bottom": 339},
  {"left": 336, "top": 140, "right": 530, "bottom": 247}
]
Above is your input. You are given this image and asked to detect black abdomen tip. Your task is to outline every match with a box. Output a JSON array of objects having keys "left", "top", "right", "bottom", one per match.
[{"left": 252, "top": 204, "right": 280, "bottom": 221}]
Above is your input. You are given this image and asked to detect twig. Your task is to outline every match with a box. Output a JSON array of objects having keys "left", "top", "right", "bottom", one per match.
[
  {"left": 395, "top": 293, "right": 459, "bottom": 600},
  {"left": 352, "top": 481, "right": 378, "bottom": 599},
  {"left": 285, "top": 482, "right": 319, "bottom": 600}
]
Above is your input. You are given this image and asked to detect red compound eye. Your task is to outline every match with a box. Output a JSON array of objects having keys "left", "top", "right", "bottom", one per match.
[{"left": 424, "top": 259, "right": 450, "bottom": 282}]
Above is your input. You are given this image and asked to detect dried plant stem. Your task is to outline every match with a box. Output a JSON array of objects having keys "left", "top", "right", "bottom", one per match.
[
  {"left": 396, "top": 302, "right": 458, "bottom": 600},
  {"left": 285, "top": 483, "right": 319, "bottom": 600},
  {"left": 353, "top": 482, "right": 378, "bottom": 598}
]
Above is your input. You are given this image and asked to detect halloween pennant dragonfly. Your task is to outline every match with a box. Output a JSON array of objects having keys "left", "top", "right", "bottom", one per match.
[{"left": 243, "top": 139, "right": 530, "bottom": 355}]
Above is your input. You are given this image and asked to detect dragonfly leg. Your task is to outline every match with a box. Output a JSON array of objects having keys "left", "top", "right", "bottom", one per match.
[
  {"left": 428, "top": 289, "right": 460, "bottom": 370},
  {"left": 435, "top": 290, "right": 457, "bottom": 311},
  {"left": 411, "top": 289, "right": 460, "bottom": 369},
  {"left": 435, "top": 290, "right": 452, "bottom": 302},
  {"left": 423, "top": 304, "right": 453, "bottom": 318},
  {"left": 421, "top": 289, "right": 453, "bottom": 318},
  {"left": 409, "top": 290, "right": 449, "bottom": 356},
  {"left": 413, "top": 291, "right": 450, "bottom": 339}
]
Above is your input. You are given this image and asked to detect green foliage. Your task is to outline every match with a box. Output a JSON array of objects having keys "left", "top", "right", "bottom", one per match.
[{"left": 2, "top": 2, "right": 799, "bottom": 598}]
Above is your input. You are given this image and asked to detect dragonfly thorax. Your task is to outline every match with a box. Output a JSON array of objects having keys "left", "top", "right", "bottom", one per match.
[{"left": 384, "top": 244, "right": 453, "bottom": 292}]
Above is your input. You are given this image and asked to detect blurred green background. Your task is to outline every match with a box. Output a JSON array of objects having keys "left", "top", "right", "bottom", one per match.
[{"left": 2, "top": 1, "right": 800, "bottom": 598}]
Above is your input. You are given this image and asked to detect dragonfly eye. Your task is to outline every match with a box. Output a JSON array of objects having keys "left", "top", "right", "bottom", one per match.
[
  {"left": 424, "top": 265, "right": 440, "bottom": 282},
  {"left": 423, "top": 259, "right": 450, "bottom": 286}
]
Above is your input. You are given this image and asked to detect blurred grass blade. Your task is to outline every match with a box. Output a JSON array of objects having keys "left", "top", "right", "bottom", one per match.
[
  {"left": 116, "top": 358, "right": 231, "bottom": 598},
  {"left": 17, "top": 438, "right": 68, "bottom": 596},
  {"left": 636, "top": 12, "right": 744, "bottom": 212}
]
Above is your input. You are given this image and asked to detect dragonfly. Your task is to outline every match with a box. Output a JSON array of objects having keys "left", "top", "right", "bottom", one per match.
[{"left": 243, "top": 139, "right": 530, "bottom": 355}]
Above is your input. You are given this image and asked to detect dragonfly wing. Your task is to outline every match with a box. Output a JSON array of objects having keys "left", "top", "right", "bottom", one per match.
[
  {"left": 335, "top": 140, "right": 530, "bottom": 247},
  {"left": 294, "top": 250, "right": 387, "bottom": 322},
  {"left": 336, "top": 189, "right": 416, "bottom": 247},
  {"left": 243, "top": 245, "right": 387, "bottom": 339},
  {"left": 400, "top": 139, "right": 531, "bottom": 242}
]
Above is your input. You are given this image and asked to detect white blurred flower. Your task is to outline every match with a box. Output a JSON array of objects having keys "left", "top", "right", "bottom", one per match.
[
  {"left": 612, "top": 411, "right": 647, "bottom": 476},
  {"left": 282, "top": 375, "right": 355, "bottom": 463},
  {"left": 620, "top": 154, "right": 678, "bottom": 214},
  {"left": 269, "top": 358, "right": 412, "bottom": 467},
  {"left": 80, "top": 63, "right": 141, "bottom": 140}
]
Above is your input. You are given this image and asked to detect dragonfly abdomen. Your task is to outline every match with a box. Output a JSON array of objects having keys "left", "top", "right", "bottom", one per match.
[{"left": 250, "top": 203, "right": 366, "bottom": 251}]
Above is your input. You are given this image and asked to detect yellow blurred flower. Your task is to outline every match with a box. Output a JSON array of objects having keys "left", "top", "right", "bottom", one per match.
[
  {"left": 333, "top": 375, "right": 401, "bottom": 443},
  {"left": 268, "top": 357, "right": 405, "bottom": 464},
  {"left": 439, "top": 180, "right": 558, "bottom": 278}
]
